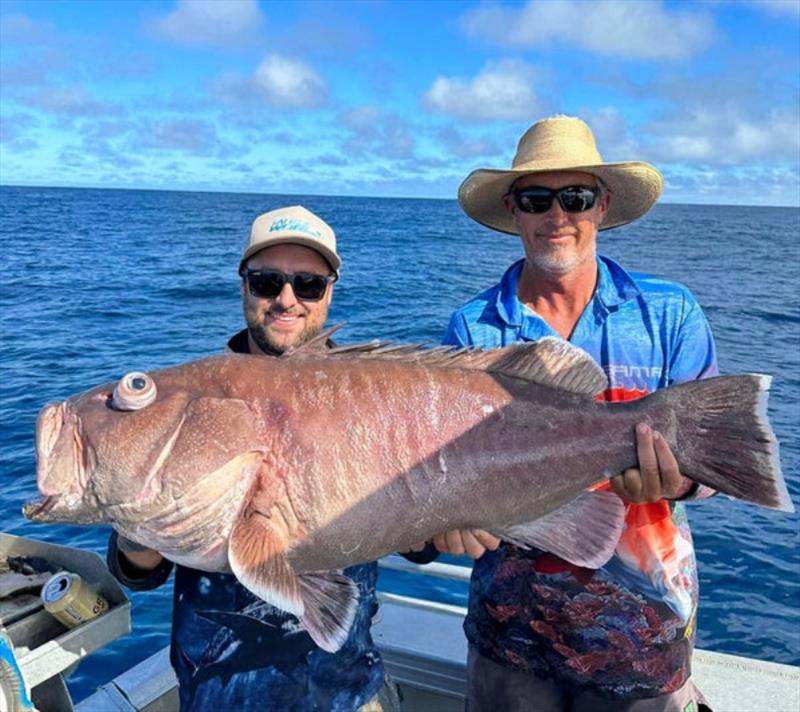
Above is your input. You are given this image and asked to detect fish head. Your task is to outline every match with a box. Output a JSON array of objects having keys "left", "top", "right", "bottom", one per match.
[
  {"left": 24, "top": 369, "right": 196, "bottom": 524},
  {"left": 24, "top": 360, "right": 268, "bottom": 528}
]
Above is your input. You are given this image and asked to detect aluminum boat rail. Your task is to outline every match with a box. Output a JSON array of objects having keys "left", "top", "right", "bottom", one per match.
[{"left": 76, "top": 555, "right": 800, "bottom": 712}]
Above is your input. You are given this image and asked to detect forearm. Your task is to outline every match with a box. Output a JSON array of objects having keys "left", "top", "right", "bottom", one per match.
[
  {"left": 122, "top": 545, "right": 164, "bottom": 570},
  {"left": 107, "top": 530, "right": 174, "bottom": 591}
]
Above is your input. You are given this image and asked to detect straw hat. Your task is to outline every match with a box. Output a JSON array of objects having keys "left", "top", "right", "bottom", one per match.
[
  {"left": 458, "top": 115, "right": 664, "bottom": 234},
  {"left": 240, "top": 205, "right": 341, "bottom": 276}
]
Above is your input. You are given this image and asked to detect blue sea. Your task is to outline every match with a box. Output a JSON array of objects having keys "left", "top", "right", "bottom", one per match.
[{"left": 1, "top": 186, "right": 798, "bottom": 702}]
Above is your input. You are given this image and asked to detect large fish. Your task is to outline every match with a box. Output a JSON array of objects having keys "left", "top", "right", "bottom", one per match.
[{"left": 23, "top": 335, "right": 792, "bottom": 652}]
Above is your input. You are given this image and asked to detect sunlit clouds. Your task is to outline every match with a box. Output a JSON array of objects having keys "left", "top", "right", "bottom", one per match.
[
  {"left": 0, "top": 0, "right": 798, "bottom": 205},
  {"left": 422, "top": 60, "right": 543, "bottom": 121},
  {"left": 460, "top": 0, "right": 715, "bottom": 60}
]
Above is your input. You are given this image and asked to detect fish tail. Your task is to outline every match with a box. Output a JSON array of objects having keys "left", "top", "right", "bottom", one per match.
[{"left": 663, "top": 374, "right": 793, "bottom": 512}]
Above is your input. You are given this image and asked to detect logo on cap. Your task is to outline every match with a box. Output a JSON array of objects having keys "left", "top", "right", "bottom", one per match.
[{"left": 269, "top": 218, "right": 322, "bottom": 238}]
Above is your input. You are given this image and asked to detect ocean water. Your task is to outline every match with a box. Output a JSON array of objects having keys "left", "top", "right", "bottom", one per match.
[{"left": 1, "top": 186, "right": 798, "bottom": 701}]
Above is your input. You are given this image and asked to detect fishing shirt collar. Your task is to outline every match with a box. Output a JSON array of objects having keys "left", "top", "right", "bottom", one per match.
[
  {"left": 495, "top": 256, "right": 642, "bottom": 330},
  {"left": 226, "top": 329, "right": 251, "bottom": 354}
]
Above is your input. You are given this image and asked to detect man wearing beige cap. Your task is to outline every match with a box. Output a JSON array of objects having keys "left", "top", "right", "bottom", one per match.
[
  {"left": 234, "top": 205, "right": 340, "bottom": 357},
  {"left": 107, "top": 206, "right": 399, "bottom": 711},
  {"left": 428, "top": 116, "right": 717, "bottom": 710}
]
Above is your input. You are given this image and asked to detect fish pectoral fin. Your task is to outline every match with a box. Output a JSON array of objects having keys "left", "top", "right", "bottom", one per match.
[
  {"left": 297, "top": 570, "right": 359, "bottom": 654},
  {"left": 228, "top": 516, "right": 358, "bottom": 653},
  {"left": 228, "top": 515, "right": 304, "bottom": 618},
  {"left": 492, "top": 490, "right": 626, "bottom": 569}
]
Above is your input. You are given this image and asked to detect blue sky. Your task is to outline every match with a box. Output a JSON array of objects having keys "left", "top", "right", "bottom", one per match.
[{"left": 1, "top": 0, "right": 799, "bottom": 205}]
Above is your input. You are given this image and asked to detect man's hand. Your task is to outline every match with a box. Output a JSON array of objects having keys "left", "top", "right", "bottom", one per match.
[
  {"left": 431, "top": 529, "right": 501, "bottom": 560},
  {"left": 610, "top": 423, "right": 692, "bottom": 503}
]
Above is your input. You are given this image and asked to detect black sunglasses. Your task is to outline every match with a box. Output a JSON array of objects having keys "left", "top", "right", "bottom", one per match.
[
  {"left": 240, "top": 269, "right": 336, "bottom": 301},
  {"left": 511, "top": 185, "right": 601, "bottom": 214}
]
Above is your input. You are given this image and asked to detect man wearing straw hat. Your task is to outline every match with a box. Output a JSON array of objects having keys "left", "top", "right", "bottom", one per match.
[{"left": 436, "top": 116, "right": 716, "bottom": 710}]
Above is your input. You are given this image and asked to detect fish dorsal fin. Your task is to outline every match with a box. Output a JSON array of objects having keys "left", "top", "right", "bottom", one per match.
[
  {"left": 285, "top": 328, "right": 606, "bottom": 396},
  {"left": 487, "top": 337, "right": 607, "bottom": 396},
  {"left": 281, "top": 325, "right": 345, "bottom": 357}
]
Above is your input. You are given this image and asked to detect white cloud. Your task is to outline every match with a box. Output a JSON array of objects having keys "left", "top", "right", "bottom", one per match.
[
  {"left": 254, "top": 55, "right": 327, "bottom": 109},
  {"left": 209, "top": 55, "right": 327, "bottom": 109},
  {"left": 662, "top": 163, "right": 800, "bottom": 206},
  {"left": 422, "top": 59, "right": 541, "bottom": 121},
  {"left": 555, "top": 104, "right": 800, "bottom": 170},
  {"left": 148, "top": 0, "right": 264, "bottom": 49},
  {"left": 460, "top": 0, "right": 715, "bottom": 60},
  {"left": 645, "top": 108, "right": 800, "bottom": 164}
]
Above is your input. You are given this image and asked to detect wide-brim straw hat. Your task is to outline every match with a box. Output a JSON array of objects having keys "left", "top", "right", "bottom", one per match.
[{"left": 458, "top": 115, "right": 664, "bottom": 234}]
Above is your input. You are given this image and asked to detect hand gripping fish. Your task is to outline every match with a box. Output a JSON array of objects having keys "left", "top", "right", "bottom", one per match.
[{"left": 23, "top": 335, "right": 793, "bottom": 652}]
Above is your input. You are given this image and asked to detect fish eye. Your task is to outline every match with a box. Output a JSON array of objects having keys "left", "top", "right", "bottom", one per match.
[{"left": 112, "top": 371, "right": 157, "bottom": 411}]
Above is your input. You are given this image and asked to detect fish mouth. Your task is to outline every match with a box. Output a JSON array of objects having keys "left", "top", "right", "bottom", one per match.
[
  {"left": 25, "top": 401, "right": 91, "bottom": 521},
  {"left": 22, "top": 495, "right": 58, "bottom": 521},
  {"left": 22, "top": 491, "right": 91, "bottom": 522}
]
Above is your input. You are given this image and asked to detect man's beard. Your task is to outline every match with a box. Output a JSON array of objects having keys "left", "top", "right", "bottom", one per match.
[
  {"left": 249, "top": 323, "right": 290, "bottom": 356},
  {"left": 246, "top": 306, "right": 328, "bottom": 355},
  {"left": 528, "top": 242, "right": 596, "bottom": 276}
]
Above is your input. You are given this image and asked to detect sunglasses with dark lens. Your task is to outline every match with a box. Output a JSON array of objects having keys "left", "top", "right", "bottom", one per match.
[
  {"left": 241, "top": 269, "right": 335, "bottom": 301},
  {"left": 511, "top": 185, "right": 600, "bottom": 214}
]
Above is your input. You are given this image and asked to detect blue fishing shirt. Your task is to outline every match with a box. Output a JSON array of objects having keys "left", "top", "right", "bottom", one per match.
[{"left": 443, "top": 256, "right": 718, "bottom": 699}]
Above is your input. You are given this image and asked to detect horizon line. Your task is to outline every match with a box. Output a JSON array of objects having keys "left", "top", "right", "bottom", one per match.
[{"left": 1, "top": 182, "right": 798, "bottom": 210}]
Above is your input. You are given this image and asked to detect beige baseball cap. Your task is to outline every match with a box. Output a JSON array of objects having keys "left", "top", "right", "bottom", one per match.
[{"left": 239, "top": 205, "right": 341, "bottom": 276}]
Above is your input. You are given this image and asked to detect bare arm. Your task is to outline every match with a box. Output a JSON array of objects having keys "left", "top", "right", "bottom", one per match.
[
  {"left": 117, "top": 536, "right": 165, "bottom": 570},
  {"left": 107, "top": 531, "right": 173, "bottom": 591}
]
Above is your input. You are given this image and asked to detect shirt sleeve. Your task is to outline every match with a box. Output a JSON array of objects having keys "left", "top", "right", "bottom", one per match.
[
  {"left": 398, "top": 543, "right": 440, "bottom": 565},
  {"left": 107, "top": 530, "right": 174, "bottom": 591},
  {"left": 668, "top": 295, "right": 718, "bottom": 385},
  {"left": 442, "top": 312, "right": 471, "bottom": 347}
]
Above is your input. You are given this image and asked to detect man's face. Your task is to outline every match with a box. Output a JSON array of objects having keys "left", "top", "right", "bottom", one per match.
[
  {"left": 241, "top": 244, "right": 334, "bottom": 355},
  {"left": 504, "top": 170, "right": 610, "bottom": 276}
]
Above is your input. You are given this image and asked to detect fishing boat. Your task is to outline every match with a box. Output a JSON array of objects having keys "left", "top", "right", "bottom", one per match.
[{"left": 2, "top": 535, "right": 798, "bottom": 712}]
